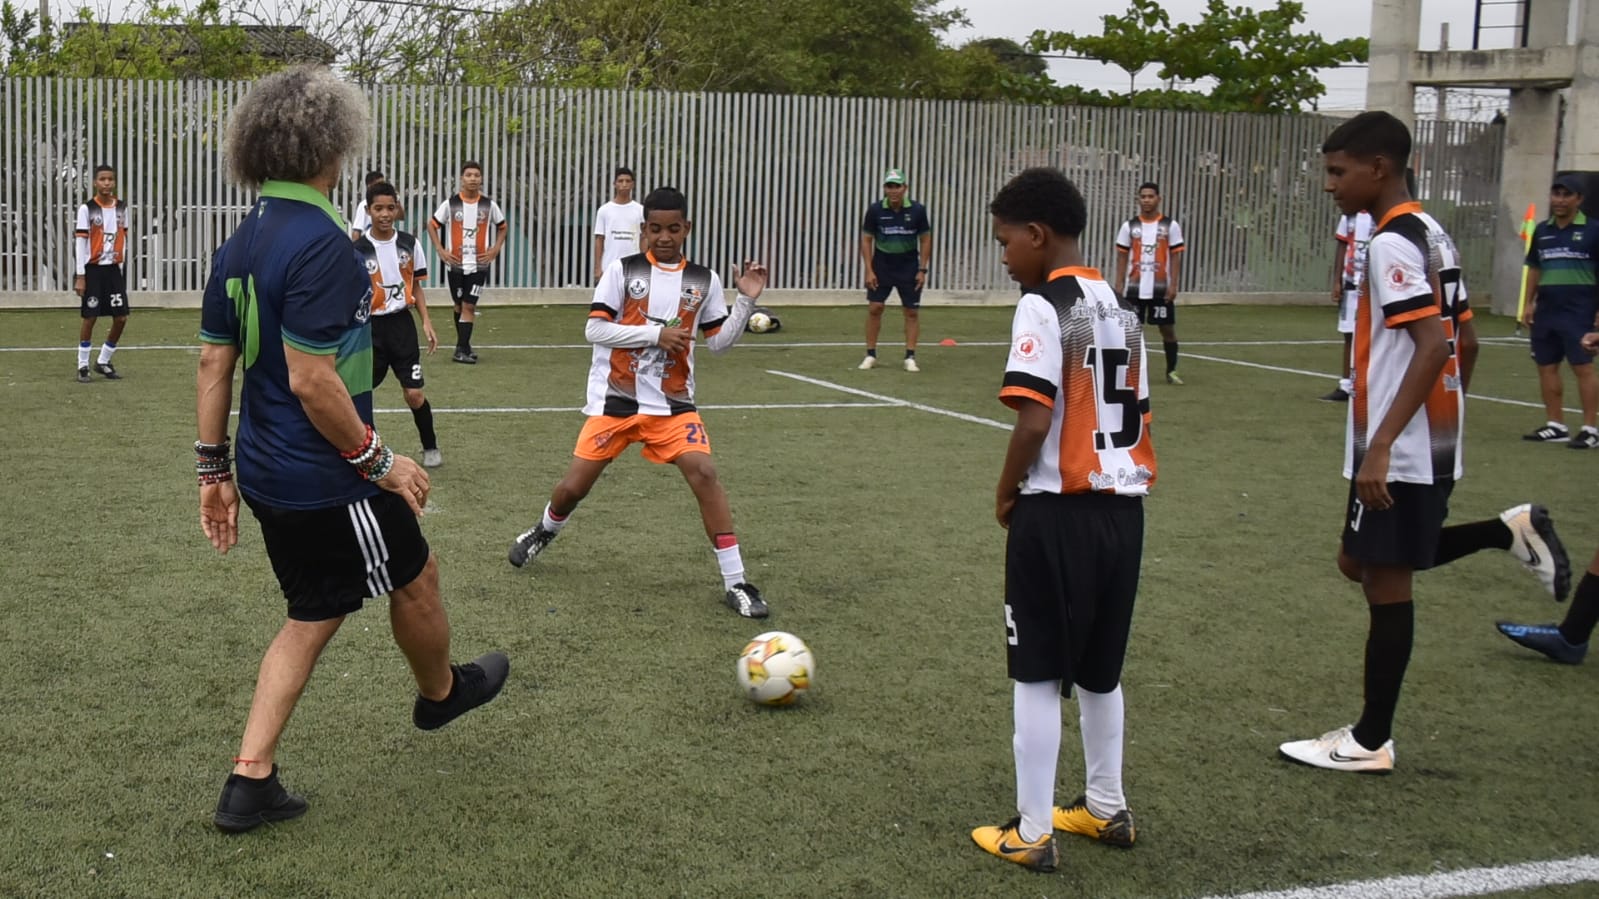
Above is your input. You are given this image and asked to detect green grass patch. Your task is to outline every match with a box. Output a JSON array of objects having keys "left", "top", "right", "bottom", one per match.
[{"left": 1, "top": 304, "right": 1595, "bottom": 898}]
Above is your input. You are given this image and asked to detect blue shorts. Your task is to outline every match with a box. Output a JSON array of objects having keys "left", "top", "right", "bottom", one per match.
[
  {"left": 868, "top": 258, "right": 921, "bottom": 308},
  {"left": 1530, "top": 315, "right": 1595, "bottom": 367}
]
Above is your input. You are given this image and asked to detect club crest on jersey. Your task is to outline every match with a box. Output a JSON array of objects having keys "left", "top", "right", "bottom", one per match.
[
  {"left": 1386, "top": 262, "right": 1412, "bottom": 289},
  {"left": 355, "top": 288, "right": 372, "bottom": 323},
  {"left": 398, "top": 250, "right": 411, "bottom": 266},
  {"left": 626, "top": 277, "right": 649, "bottom": 300},
  {"left": 452, "top": 211, "right": 464, "bottom": 221},
  {"left": 364, "top": 258, "right": 380, "bottom": 274},
  {"left": 1012, "top": 331, "right": 1044, "bottom": 362}
]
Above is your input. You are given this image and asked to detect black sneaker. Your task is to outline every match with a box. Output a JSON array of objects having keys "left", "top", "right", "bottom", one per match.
[
  {"left": 413, "top": 652, "right": 510, "bottom": 731},
  {"left": 507, "top": 525, "right": 555, "bottom": 568},
  {"left": 76, "top": 367, "right": 91, "bottom": 383},
  {"left": 451, "top": 350, "right": 477, "bottom": 364},
  {"left": 213, "top": 765, "right": 308, "bottom": 833},
  {"left": 1319, "top": 388, "right": 1350, "bottom": 402},
  {"left": 94, "top": 362, "right": 121, "bottom": 380},
  {"left": 1568, "top": 429, "right": 1599, "bottom": 450},
  {"left": 1524, "top": 424, "right": 1570, "bottom": 442},
  {"left": 725, "top": 582, "right": 769, "bottom": 619}
]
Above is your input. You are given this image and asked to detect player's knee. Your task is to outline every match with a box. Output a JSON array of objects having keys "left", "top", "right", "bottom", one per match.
[
  {"left": 1336, "top": 551, "right": 1362, "bottom": 582},
  {"left": 678, "top": 456, "right": 721, "bottom": 491},
  {"left": 866, "top": 303, "right": 885, "bottom": 318},
  {"left": 903, "top": 307, "right": 920, "bottom": 320},
  {"left": 403, "top": 388, "right": 426, "bottom": 408}
]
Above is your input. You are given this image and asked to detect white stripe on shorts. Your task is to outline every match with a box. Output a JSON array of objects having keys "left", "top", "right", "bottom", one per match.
[{"left": 347, "top": 498, "right": 394, "bottom": 595}]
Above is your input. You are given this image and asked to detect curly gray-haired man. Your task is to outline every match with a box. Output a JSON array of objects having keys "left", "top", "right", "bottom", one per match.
[{"left": 195, "top": 66, "right": 510, "bottom": 833}]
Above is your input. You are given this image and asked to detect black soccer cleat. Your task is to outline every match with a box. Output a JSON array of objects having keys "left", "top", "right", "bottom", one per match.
[
  {"left": 94, "top": 362, "right": 121, "bottom": 380},
  {"left": 507, "top": 525, "right": 556, "bottom": 568},
  {"left": 451, "top": 350, "right": 478, "bottom": 364},
  {"left": 76, "top": 367, "right": 92, "bottom": 383},
  {"left": 725, "top": 582, "right": 769, "bottom": 619},
  {"left": 413, "top": 651, "right": 510, "bottom": 731},
  {"left": 213, "top": 765, "right": 309, "bottom": 833}
]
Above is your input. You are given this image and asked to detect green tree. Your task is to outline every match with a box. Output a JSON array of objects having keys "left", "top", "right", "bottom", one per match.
[
  {"left": 3, "top": 0, "right": 276, "bottom": 78},
  {"left": 1029, "top": 0, "right": 1367, "bottom": 113}
]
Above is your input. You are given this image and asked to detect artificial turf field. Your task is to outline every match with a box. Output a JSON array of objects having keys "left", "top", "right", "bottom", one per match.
[{"left": 1, "top": 303, "right": 1595, "bottom": 898}]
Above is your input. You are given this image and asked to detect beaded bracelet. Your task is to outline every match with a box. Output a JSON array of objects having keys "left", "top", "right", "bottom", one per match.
[
  {"left": 356, "top": 444, "right": 395, "bottom": 482},
  {"left": 198, "top": 470, "right": 234, "bottom": 486},
  {"left": 341, "top": 424, "right": 377, "bottom": 462},
  {"left": 195, "top": 437, "right": 234, "bottom": 485}
]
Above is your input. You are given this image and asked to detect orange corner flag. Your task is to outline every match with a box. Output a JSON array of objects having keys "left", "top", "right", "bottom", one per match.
[{"left": 1516, "top": 202, "right": 1538, "bottom": 323}]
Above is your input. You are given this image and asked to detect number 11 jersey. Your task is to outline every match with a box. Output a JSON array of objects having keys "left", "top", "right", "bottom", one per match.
[{"left": 999, "top": 267, "right": 1157, "bottom": 496}]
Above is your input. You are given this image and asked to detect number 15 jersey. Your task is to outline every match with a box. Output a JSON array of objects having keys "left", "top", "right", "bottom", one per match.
[{"left": 999, "top": 267, "right": 1157, "bottom": 496}]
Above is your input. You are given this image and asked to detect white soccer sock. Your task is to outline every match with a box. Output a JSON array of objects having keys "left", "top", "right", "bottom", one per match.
[
  {"left": 714, "top": 541, "right": 745, "bottom": 589},
  {"left": 541, "top": 503, "right": 569, "bottom": 534},
  {"left": 1013, "top": 679, "right": 1062, "bottom": 843},
  {"left": 97, "top": 341, "right": 117, "bottom": 365},
  {"left": 1338, "top": 377, "right": 1353, "bottom": 394},
  {"left": 77, "top": 341, "right": 91, "bottom": 368},
  {"left": 1077, "top": 684, "right": 1127, "bottom": 818}
]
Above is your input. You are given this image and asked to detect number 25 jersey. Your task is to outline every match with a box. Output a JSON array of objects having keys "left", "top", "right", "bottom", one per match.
[{"left": 999, "top": 267, "right": 1157, "bottom": 496}]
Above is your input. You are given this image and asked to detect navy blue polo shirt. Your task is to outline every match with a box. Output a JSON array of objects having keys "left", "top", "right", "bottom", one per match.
[
  {"left": 200, "top": 180, "right": 379, "bottom": 510},
  {"left": 1527, "top": 211, "right": 1599, "bottom": 315},
  {"left": 862, "top": 198, "right": 931, "bottom": 269}
]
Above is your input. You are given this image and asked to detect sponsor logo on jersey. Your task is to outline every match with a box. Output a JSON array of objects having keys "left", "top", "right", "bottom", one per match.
[
  {"left": 679, "top": 286, "right": 704, "bottom": 313},
  {"left": 1012, "top": 331, "right": 1044, "bottom": 362}
]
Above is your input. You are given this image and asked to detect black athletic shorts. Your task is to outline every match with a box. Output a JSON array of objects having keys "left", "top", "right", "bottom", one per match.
[
  {"left": 1005, "top": 491, "right": 1144, "bottom": 692},
  {"left": 371, "top": 311, "right": 424, "bottom": 390},
  {"left": 446, "top": 269, "right": 489, "bottom": 306},
  {"left": 81, "top": 264, "right": 129, "bottom": 318},
  {"left": 867, "top": 258, "right": 922, "bottom": 308},
  {"left": 1341, "top": 478, "right": 1454, "bottom": 570},
  {"left": 1127, "top": 291, "right": 1175, "bottom": 326},
  {"left": 245, "top": 490, "right": 430, "bottom": 621}
]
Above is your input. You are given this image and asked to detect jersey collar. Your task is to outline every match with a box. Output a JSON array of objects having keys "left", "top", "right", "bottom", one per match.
[
  {"left": 1376, "top": 201, "right": 1423, "bottom": 230},
  {"left": 645, "top": 250, "right": 688, "bottom": 272},
  {"left": 1549, "top": 211, "right": 1589, "bottom": 227},
  {"left": 261, "top": 180, "right": 346, "bottom": 231},
  {"left": 1049, "top": 266, "right": 1102, "bottom": 281},
  {"left": 880, "top": 198, "right": 914, "bottom": 209}
]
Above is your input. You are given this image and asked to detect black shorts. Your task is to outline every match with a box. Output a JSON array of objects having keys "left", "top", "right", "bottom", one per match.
[
  {"left": 1127, "top": 292, "right": 1175, "bottom": 326},
  {"left": 1005, "top": 492, "right": 1144, "bottom": 692},
  {"left": 867, "top": 260, "right": 921, "bottom": 308},
  {"left": 446, "top": 269, "right": 489, "bottom": 306},
  {"left": 1341, "top": 478, "right": 1454, "bottom": 570},
  {"left": 1529, "top": 313, "right": 1595, "bottom": 367},
  {"left": 245, "top": 490, "right": 430, "bottom": 621},
  {"left": 81, "top": 264, "right": 129, "bottom": 318},
  {"left": 371, "top": 311, "right": 424, "bottom": 390}
]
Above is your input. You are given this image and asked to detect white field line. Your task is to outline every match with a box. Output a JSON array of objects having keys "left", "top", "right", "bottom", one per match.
[
  {"left": 765, "top": 369, "right": 1013, "bottom": 430},
  {"left": 7, "top": 338, "right": 1527, "bottom": 353},
  {"left": 1195, "top": 854, "right": 1599, "bottom": 899},
  {"left": 225, "top": 401, "right": 896, "bottom": 417},
  {"left": 1183, "top": 352, "right": 1580, "bottom": 415}
]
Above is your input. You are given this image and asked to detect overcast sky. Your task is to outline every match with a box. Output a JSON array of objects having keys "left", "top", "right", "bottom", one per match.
[{"left": 949, "top": 0, "right": 1503, "bottom": 113}]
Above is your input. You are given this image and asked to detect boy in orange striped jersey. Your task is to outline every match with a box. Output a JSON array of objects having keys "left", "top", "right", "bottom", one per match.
[
  {"left": 73, "top": 164, "right": 130, "bottom": 382},
  {"left": 356, "top": 182, "right": 442, "bottom": 468},
  {"left": 971, "top": 167, "right": 1153, "bottom": 872},
  {"left": 427, "top": 161, "right": 506, "bottom": 363},
  {"left": 1279, "top": 111, "right": 1571, "bottom": 776},
  {"left": 507, "top": 187, "right": 773, "bottom": 619}
]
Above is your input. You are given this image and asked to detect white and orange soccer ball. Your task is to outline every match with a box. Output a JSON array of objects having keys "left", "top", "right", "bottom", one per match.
[{"left": 736, "top": 631, "right": 814, "bottom": 706}]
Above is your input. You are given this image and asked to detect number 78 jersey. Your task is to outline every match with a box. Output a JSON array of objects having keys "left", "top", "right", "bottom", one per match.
[{"left": 999, "top": 267, "right": 1157, "bottom": 496}]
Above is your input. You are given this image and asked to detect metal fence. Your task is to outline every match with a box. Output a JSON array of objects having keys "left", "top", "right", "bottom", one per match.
[{"left": 0, "top": 78, "right": 1504, "bottom": 296}]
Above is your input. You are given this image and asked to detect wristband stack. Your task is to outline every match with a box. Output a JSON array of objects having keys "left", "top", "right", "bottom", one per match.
[
  {"left": 341, "top": 424, "right": 395, "bottom": 482},
  {"left": 195, "top": 438, "right": 233, "bottom": 486}
]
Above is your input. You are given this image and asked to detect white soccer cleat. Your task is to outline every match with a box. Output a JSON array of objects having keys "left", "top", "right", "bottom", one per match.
[
  {"left": 857, "top": 355, "right": 878, "bottom": 370},
  {"left": 1278, "top": 725, "right": 1394, "bottom": 774},
  {"left": 1500, "top": 504, "right": 1572, "bottom": 601},
  {"left": 903, "top": 357, "right": 920, "bottom": 373},
  {"left": 422, "top": 449, "right": 443, "bottom": 468}
]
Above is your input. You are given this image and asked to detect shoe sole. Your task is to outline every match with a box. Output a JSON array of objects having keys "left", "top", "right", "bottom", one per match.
[
  {"left": 1277, "top": 748, "right": 1393, "bottom": 775},
  {"left": 1526, "top": 505, "right": 1573, "bottom": 602},
  {"left": 213, "top": 803, "right": 309, "bottom": 833}
]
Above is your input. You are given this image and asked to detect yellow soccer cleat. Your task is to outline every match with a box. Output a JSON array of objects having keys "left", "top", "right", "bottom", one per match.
[
  {"left": 1053, "top": 795, "right": 1136, "bottom": 848},
  {"left": 970, "top": 817, "right": 1057, "bottom": 872}
]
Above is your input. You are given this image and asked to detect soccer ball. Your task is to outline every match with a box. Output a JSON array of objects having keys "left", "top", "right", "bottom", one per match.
[
  {"left": 736, "top": 631, "right": 814, "bottom": 706},
  {"left": 748, "top": 311, "right": 773, "bottom": 333}
]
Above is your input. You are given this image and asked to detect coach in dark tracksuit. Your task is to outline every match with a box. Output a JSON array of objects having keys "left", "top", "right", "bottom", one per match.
[{"left": 858, "top": 167, "right": 932, "bottom": 372}]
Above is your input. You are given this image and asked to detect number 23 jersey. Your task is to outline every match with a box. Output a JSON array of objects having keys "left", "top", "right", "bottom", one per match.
[{"left": 999, "top": 267, "right": 1157, "bottom": 496}]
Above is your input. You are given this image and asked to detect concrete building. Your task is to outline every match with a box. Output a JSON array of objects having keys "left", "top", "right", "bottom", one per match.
[{"left": 1367, "top": 0, "right": 1597, "bottom": 313}]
